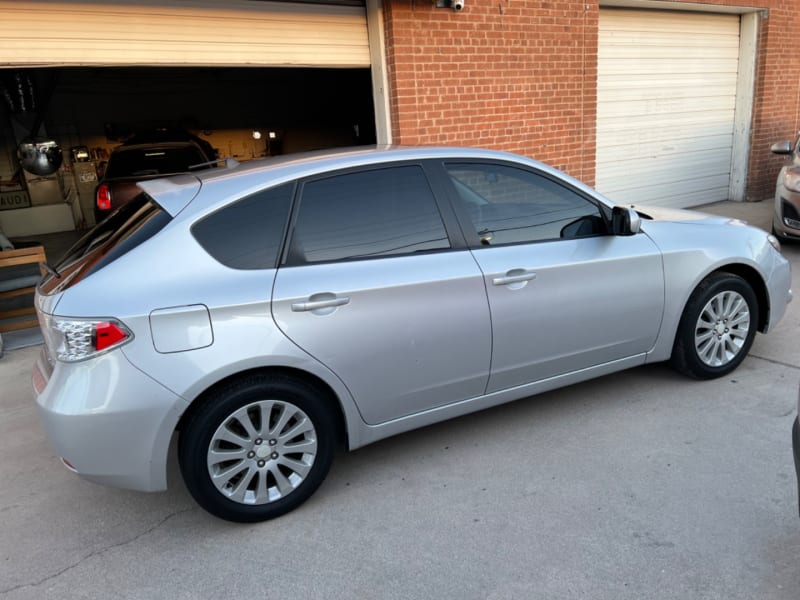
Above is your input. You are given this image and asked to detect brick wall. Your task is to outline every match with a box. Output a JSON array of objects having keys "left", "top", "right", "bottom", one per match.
[
  {"left": 748, "top": 0, "right": 800, "bottom": 200},
  {"left": 384, "top": 0, "right": 597, "bottom": 183},
  {"left": 384, "top": 0, "right": 800, "bottom": 201}
]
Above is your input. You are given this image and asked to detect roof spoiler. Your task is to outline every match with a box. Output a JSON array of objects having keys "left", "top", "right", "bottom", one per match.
[{"left": 189, "top": 157, "right": 240, "bottom": 170}]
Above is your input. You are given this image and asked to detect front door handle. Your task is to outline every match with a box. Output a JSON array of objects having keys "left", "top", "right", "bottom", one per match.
[
  {"left": 492, "top": 270, "right": 537, "bottom": 287},
  {"left": 291, "top": 295, "right": 351, "bottom": 312}
]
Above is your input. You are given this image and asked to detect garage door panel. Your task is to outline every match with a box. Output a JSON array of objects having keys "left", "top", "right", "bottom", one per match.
[
  {"left": 599, "top": 32, "right": 738, "bottom": 50},
  {"left": 597, "top": 134, "right": 734, "bottom": 163},
  {"left": 598, "top": 85, "right": 737, "bottom": 103},
  {"left": 601, "top": 10, "right": 740, "bottom": 32},
  {"left": 598, "top": 151, "right": 732, "bottom": 181},
  {"left": 599, "top": 73, "right": 738, "bottom": 89},
  {"left": 600, "top": 174, "right": 731, "bottom": 206},
  {"left": 600, "top": 45, "right": 738, "bottom": 61},
  {"left": 596, "top": 9, "right": 740, "bottom": 209},
  {"left": 598, "top": 59, "right": 738, "bottom": 77},
  {"left": 0, "top": 0, "right": 370, "bottom": 68},
  {"left": 597, "top": 95, "right": 736, "bottom": 117},
  {"left": 598, "top": 111, "right": 735, "bottom": 133}
]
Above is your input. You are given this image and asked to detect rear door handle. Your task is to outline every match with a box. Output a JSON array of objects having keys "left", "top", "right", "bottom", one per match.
[
  {"left": 492, "top": 270, "right": 537, "bottom": 286},
  {"left": 291, "top": 296, "right": 351, "bottom": 312}
]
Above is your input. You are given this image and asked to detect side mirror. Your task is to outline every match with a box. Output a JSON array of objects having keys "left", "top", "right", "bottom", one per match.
[
  {"left": 771, "top": 140, "right": 793, "bottom": 155},
  {"left": 611, "top": 206, "right": 641, "bottom": 236}
]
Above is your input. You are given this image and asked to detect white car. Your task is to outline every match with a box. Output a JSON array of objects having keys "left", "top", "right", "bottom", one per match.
[{"left": 32, "top": 146, "right": 792, "bottom": 522}]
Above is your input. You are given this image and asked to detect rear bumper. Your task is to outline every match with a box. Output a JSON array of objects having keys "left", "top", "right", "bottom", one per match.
[
  {"left": 33, "top": 347, "right": 188, "bottom": 492},
  {"left": 793, "top": 418, "right": 800, "bottom": 518}
]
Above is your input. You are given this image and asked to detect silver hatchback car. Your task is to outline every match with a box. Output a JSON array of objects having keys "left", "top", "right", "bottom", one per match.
[{"left": 33, "top": 147, "right": 792, "bottom": 522}]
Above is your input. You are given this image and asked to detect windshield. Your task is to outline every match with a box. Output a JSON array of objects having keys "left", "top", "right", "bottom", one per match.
[
  {"left": 105, "top": 145, "right": 207, "bottom": 178},
  {"left": 39, "top": 193, "right": 171, "bottom": 295}
]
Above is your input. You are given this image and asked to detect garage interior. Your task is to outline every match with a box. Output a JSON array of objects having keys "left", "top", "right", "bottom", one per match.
[{"left": 0, "top": 66, "right": 376, "bottom": 238}]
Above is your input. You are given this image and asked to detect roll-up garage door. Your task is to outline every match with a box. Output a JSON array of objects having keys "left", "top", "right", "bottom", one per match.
[
  {"left": 0, "top": 0, "right": 370, "bottom": 68},
  {"left": 596, "top": 9, "right": 740, "bottom": 208}
]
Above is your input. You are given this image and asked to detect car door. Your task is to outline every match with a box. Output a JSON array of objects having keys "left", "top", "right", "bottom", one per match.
[
  {"left": 271, "top": 163, "right": 492, "bottom": 425},
  {"left": 441, "top": 161, "right": 665, "bottom": 393}
]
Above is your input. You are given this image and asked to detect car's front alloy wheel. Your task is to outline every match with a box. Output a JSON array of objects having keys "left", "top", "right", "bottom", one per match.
[
  {"left": 179, "top": 375, "right": 335, "bottom": 522},
  {"left": 671, "top": 272, "right": 758, "bottom": 379}
]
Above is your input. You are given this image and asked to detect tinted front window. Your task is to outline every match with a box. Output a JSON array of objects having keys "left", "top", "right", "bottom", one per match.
[
  {"left": 192, "top": 183, "right": 294, "bottom": 269},
  {"left": 40, "top": 193, "right": 170, "bottom": 294},
  {"left": 446, "top": 163, "right": 605, "bottom": 245},
  {"left": 105, "top": 145, "right": 207, "bottom": 178},
  {"left": 290, "top": 166, "right": 450, "bottom": 264}
]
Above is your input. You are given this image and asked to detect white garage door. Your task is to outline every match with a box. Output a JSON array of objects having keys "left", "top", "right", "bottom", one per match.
[
  {"left": 596, "top": 9, "right": 740, "bottom": 208},
  {"left": 0, "top": 0, "right": 369, "bottom": 68}
]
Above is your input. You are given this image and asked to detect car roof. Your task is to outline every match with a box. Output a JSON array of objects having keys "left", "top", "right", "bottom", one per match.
[{"left": 137, "top": 145, "right": 606, "bottom": 218}]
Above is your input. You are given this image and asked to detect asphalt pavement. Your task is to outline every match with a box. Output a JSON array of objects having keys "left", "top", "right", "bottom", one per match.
[{"left": 0, "top": 200, "right": 798, "bottom": 600}]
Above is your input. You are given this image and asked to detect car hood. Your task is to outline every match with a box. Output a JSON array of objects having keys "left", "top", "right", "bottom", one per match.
[{"left": 631, "top": 204, "right": 736, "bottom": 226}]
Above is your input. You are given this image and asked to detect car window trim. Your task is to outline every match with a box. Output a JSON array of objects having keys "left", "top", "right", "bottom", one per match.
[
  {"left": 280, "top": 160, "right": 468, "bottom": 268},
  {"left": 435, "top": 158, "right": 612, "bottom": 249}
]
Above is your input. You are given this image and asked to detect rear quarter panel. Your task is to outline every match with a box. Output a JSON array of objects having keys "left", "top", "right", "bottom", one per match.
[{"left": 47, "top": 224, "right": 366, "bottom": 446}]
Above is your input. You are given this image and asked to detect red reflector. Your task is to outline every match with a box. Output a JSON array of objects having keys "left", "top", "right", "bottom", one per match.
[
  {"left": 96, "top": 184, "right": 111, "bottom": 210},
  {"left": 32, "top": 362, "right": 47, "bottom": 395},
  {"left": 94, "top": 322, "right": 128, "bottom": 351}
]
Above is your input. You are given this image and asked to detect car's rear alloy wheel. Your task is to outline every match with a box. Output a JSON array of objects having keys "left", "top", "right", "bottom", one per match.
[
  {"left": 179, "top": 376, "right": 335, "bottom": 522},
  {"left": 671, "top": 272, "right": 758, "bottom": 379}
]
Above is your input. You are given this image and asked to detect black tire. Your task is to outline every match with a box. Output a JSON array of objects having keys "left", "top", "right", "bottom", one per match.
[
  {"left": 179, "top": 374, "right": 336, "bottom": 523},
  {"left": 670, "top": 272, "right": 758, "bottom": 380}
]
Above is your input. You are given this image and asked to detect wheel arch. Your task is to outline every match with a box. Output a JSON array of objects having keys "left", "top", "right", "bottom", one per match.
[
  {"left": 711, "top": 263, "right": 769, "bottom": 332},
  {"left": 175, "top": 366, "right": 349, "bottom": 448}
]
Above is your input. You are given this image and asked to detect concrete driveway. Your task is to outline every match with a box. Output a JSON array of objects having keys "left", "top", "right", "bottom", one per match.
[{"left": 1, "top": 201, "right": 798, "bottom": 600}]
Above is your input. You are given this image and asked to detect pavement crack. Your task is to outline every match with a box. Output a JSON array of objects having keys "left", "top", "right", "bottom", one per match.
[
  {"left": 749, "top": 354, "right": 800, "bottom": 371},
  {"left": 0, "top": 507, "right": 195, "bottom": 596}
]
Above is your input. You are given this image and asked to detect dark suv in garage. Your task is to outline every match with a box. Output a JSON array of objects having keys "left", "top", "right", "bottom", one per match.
[{"left": 95, "top": 130, "right": 217, "bottom": 223}]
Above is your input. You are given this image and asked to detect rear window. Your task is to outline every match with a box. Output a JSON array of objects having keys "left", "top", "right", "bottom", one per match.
[
  {"left": 39, "top": 193, "right": 171, "bottom": 295},
  {"left": 191, "top": 182, "right": 294, "bottom": 269},
  {"left": 105, "top": 145, "right": 207, "bottom": 178}
]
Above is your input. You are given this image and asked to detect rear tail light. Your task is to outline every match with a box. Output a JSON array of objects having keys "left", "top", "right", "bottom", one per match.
[
  {"left": 42, "top": 315, "right": 132, "bottom": 362},
  {"left": 96, "top": 184, "right": 112, "bottom": 211}
]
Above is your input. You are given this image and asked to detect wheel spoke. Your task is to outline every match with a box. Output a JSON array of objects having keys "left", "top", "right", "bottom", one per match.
[
  {"left": 211, "top": 460, "right": 247, "bottom": 482},
  {"left": 256, "top": 401, "right": 275, "bottom": 438},
  {"left": 209, "top": 447, "right": 248, "bottom": 462},
  {"left": 269, "top": 403, "right": 296, "bottom": 438},
  {"left": 278, "top": 416, "right": 314, "bottom": 442},
  {"left": 214, "top": 427, "right": 250, "bottom": 447},
  {"left": 283, "top": 437, "right": 317, "bottom": 453},
  {"left": 697, "top": 338, "right": 718, "bottom": 363},
  {"left": 228, "top": 465, "right": 258, "bottom": 503},
  {"left": 704, "top": 301, "right": 721, "bottom": 322},
  {"left": 695, "top": 330, "right": 715, "bottom": 345},
  {"left": 725, "top": 296, "right": 743, "bottom": 318},
  {"left": 269, "top": 464, "right": 294, "bottom": 498},
  {"left": 278, "top": 456, "right": 312, "bottom": 479},
  {"left": 254, "top": 466, "right": 270, "bottom": 503},
  {"left": 233, "top": 409, "right": 259, "bottom": 440}
]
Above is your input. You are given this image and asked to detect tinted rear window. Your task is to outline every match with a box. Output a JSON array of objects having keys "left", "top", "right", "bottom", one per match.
[
  {"left": 290, "top": 166, "right": 449, "bottom": 264},
  {"left": 40, "top": 193, "right": 171, "bottom": 295},
  {"left": 192, "top": 183, "right": 294, "bottom": 269},
  {"left": 105, "top": 145, "right": 207, "bottom": 178}
]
